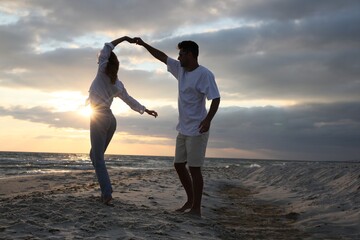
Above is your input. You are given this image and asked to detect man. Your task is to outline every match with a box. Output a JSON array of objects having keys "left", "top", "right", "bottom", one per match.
[{"left": 133, "top": 38, "right": 220, "bottom": 216}]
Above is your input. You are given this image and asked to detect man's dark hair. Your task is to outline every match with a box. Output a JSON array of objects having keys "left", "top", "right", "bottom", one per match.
[{"left": 178, "top": 41, "right": 199, "bottom": 58}]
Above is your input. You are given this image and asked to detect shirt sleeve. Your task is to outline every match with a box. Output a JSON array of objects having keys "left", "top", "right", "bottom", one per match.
[
  {"left": 98, "top": 42, "right": 115, "bottom": 72},
  {"left": 198, "top": 70, "right": 220, "bottom": 100},
  {"left": 167, "top": 57, "right": 181, "bottom": 81},
  {"left": 114, "top": 80, "right": 145, "bottom": 114}
]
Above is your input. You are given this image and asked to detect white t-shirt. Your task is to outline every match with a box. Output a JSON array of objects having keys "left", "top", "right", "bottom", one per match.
[
  {"left": 88, "top": 43, "right": 145, "bottom": 114},
  {"left": 167, "top": 57, "right": 220, "bottom": 136}
]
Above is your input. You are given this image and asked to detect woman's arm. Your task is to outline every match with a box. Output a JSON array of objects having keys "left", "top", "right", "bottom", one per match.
[
  {"left": 145, "top": 109, "right": 158, "bottom": 118},
  {"left": 111, "top": 36, "right": 135, "bottom": 47}
]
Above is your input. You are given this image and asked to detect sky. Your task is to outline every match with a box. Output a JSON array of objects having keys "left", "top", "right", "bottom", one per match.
[{"left": 0, "top": 0, "right": 359, "bottom": 161}]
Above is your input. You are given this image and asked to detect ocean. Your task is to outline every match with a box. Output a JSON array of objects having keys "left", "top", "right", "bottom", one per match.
[
  {"left": 1, "top": 151, "right": 359, "bottom": 179},
  {"left": 0, "top": 151, "right": 264, "bottom": 179}
]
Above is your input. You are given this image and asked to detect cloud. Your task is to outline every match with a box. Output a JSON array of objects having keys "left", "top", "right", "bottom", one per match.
[
  {"left": 224, "top": 0, "right": 360, "bottom": 21},
  {"left": 0, "top": 105, "right": 89, "bottom": 129},
  {"left": 211, "top": 102, "right": 360, "bottom": 160},
  {"left": 1, "top": 0, "right": 360, "bottom": 160},
  {"left": 1, "top": 102, "right": 359, "bottom": 161},
  {"left": 1, "top": 0, "right": 359, "bottom": 103}
]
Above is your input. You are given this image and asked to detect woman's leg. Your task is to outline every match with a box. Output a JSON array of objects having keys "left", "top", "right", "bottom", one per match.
[
  {"left": 90, "top": 112, "right": 113, "bottom": 200},
  {"left": 104, "top": 114, "right": 117, "bottom": 152},
  {"left": 103, "top": 114, "right": 117, "bottom": 196}
]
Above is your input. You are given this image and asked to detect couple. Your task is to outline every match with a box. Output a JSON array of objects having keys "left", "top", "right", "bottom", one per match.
[{"left": 88, "top": 36, "right": 220, "bottom": 217}]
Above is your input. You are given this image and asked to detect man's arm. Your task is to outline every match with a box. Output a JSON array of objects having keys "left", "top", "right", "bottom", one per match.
[
  {"left": 199, "top": 97, "right": 220, "bottom": 133},
  {"left": 133, "top": 37, "right": 168, "bottom": 64},
  {"left": 111, "top": 36, "right": 135, "bottom": 47}
]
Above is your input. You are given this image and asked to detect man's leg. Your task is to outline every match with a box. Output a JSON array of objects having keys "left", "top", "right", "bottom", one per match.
[
  {"left": 185, "top": 132, "right": 208, "bottom": 217},
  {"left": 189, "top": 166, "right": 203, "bottom": 216},
  {"left": 174, "top": 162, "right": 193, "bottom": 212},
  {"left": 174, "top": 133, "right": 194, "bottom": 212}
]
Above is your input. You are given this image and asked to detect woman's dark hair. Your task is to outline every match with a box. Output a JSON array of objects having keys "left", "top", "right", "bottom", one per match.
[
  {"left": 178, "top": 41, "right": 199, "bottom": 58},
  {"left": 106, "top": 52, "right": 119, "bottom": 84}
]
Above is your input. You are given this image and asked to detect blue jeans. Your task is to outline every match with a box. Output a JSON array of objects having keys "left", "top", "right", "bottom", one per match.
[{"left": 89, "top": 108, "right": 116, "bottom": 199}]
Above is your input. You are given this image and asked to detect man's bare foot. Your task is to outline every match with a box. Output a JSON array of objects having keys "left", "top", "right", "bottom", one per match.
[
  {"left": 175, "top": 202, "right": 192, "bottom": 212},
  {"left": 184, "top": 209, "right": 201, "bottom": 218}
]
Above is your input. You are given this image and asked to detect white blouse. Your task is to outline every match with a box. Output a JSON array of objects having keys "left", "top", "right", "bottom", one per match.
[{"left": 88, "top": 42, "right": 145, "bottom": 114}]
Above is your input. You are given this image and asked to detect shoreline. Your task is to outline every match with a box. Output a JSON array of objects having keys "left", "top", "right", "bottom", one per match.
[{"left": 1, "top": 165, "right": 359, "bottom": 239}]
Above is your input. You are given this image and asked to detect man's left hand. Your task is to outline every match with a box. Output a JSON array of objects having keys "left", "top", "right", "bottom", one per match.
[{"left": 199, "top": 119, "right": 210, "bottom": 133}]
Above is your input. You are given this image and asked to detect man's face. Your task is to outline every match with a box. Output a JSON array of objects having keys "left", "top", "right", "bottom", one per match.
[{"left": 178, "top": 49, "right": 190, "bottom": 67}]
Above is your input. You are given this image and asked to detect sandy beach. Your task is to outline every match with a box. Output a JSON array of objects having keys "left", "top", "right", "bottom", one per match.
[{"left": 1, "top": 162, "right": 359, "bottom": 239}]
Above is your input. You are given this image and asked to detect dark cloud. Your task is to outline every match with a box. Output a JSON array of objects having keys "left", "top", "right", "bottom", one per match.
[
  {"left": 1, "top": 0, "right": 359, "bottom": 102},
  {"left": 119, "top": 69, "right": 178, "bottom": 102},
  {"left": 0, "top": 105, "right": 89, "bottom": 130},
  {"left": 211, "top": 102, "right": 360, "bottom": 160},
  {"left": 1, "top": 0, "right": 360, "bottom": 160},
  {"left": 222, "top": 0, "right": 360, "bottom": 22},
  {"left": 1, "top": 102, "right": 359, "bottom": 161}
]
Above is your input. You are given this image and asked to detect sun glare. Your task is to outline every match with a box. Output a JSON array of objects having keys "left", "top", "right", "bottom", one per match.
[
  {"left": 47, "top": 91, "right": 94, "bottom": 117},
  {"left": 79, "top": 105, "right": 93, "bottom": 117}
]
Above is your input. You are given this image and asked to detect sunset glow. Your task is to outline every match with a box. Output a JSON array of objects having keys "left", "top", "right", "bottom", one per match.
[
  {"left": 79, "top": 105, "right": 93, "bottom": 117},
  {"left": 0, "top": 1, "right": 359, "bottom": 160}
]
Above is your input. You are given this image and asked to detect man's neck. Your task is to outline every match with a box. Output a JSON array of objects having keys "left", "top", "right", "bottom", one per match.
[{"left": 185, "top": 62, "right": 199, "bottom": 72}]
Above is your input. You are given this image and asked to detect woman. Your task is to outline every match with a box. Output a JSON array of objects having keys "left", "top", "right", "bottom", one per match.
[{"left": 88, "top": 36, "right": 157, "bottom": 205}]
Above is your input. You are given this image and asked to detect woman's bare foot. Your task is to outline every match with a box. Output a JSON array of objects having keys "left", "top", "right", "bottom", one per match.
[{"left": 103, "top": 196, "right": 113, "bottom": 205}]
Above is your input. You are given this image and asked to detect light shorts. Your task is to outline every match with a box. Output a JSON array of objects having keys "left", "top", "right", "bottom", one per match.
[{"left": 174, "top": 132, "right": 209, "bottom": 167}]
